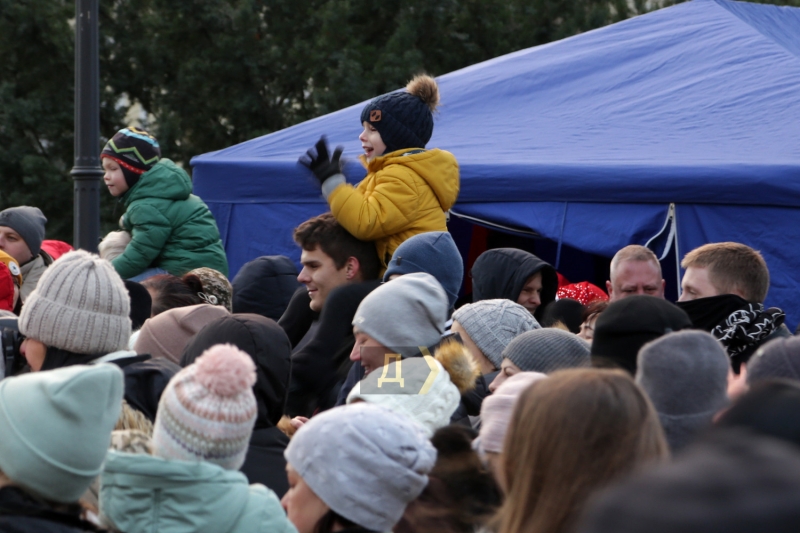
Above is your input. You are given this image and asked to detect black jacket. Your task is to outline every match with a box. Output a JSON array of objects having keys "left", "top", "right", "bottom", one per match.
[
  {"left": 289, "top": 281, "right": 381, "bottom": 416},
  {"left": 470, "top": 248, "right": 557, "bottom": 321},
  {"left": 279, "top": 286, "right": 318, "bottom": 348},
  {"left": 232, "top": 255, "right": 300, "bottom": 321},
  {"left": 181, "top": 313, "right": 292, "bottom": 495},
  {"left": 0, "top": 487, "right": 98, "bottom": 533},
  {"left": 241, "top": 427, "right": 291, "bottom": 497}
]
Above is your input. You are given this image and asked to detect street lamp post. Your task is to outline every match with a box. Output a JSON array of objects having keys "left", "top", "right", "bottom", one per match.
[{"left": 71, "top": 0, "right": 101, "bottom": 252}]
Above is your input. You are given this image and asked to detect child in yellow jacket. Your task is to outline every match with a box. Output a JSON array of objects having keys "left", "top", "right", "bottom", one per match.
[{"left": 300, "top": 75, "right": 460, "bottom": 268}]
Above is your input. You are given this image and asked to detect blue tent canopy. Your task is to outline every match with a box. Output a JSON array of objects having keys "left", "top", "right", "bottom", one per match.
[{"left": 192, "top": 0, "right": 800, "bottom": 328}]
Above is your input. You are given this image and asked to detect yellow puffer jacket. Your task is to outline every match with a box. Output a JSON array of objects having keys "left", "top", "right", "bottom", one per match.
[{"left": 327, "top": 148, "right": 460, "bottom": 267}]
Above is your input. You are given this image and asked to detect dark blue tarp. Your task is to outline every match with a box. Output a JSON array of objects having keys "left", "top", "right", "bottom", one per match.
[{"left": 192, "top": 0, "right": 800, "bottom": 328}]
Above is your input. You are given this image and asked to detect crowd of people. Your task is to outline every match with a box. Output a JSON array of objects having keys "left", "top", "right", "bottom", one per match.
[{"left": 0, "top": 74, "right": 799, "bottom": 533}]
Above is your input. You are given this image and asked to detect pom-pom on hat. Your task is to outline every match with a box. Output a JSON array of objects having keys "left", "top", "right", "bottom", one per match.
[
  {"left": 101, "top": 127, "right": 161, "bottom": 189},
  {"left": 360, "top": 74, "right": 440, "bottom": 154},
  {"left": 18, "top": 250, "right": 131, "bottom": 355},
  {"left": 152, "top": 343, "right": 258, "bottom": 470}
]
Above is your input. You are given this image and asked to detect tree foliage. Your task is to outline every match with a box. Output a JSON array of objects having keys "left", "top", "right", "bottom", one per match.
[{"left": 0, "top": 0, "right": 795, "bottom": 243}]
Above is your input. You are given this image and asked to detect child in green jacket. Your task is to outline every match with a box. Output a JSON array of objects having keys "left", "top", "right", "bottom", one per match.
[{"left": 101, "top": 128, "right": 228, "bottom": 281}]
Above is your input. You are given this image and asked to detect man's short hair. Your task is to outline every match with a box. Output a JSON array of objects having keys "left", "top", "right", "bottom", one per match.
[
  {"left": 293, "top": 213, "right": 380, "bottom": 280},
  {"left": 681, "top": 242, "right": 769, "bottom": 303},
  {"left": 610, "top": 245, "right": 662, "bottom": 279}
]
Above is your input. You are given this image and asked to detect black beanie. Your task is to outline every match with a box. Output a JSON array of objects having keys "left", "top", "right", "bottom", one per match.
[
  {"left": 101, "top": 127, "right": 161, "bottom": 188},
  {"left": 590, "top": 295, "right": 692, "bottom": 374},
  {"left": 360, "top": 75, "right": 439, "bottom": 154}
]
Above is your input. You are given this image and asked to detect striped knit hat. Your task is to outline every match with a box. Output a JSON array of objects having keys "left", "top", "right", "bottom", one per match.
[
  {"left": 101, "top": 127, "right": 161, "bottom": 189},
  {"left": 152, "top": 344, "right": 257, "bottom": 470}
]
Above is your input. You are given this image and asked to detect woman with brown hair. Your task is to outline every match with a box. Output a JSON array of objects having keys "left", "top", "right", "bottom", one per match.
[{"left": 495, "top": 368, "right": 668, "bottom": 533}]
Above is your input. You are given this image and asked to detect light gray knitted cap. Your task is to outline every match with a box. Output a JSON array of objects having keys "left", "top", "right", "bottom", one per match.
[
  {"left": 19, "top": 250, "right": 131, "bottom": 355},
  {"left": 502, "top": 328, "right": 590, "bottom": 373},
  {"left": 452, "top": 299, "right": 539, "bottom": 368},
  {"left": 285, "top": 402, "right": 437, "bottom": 531},
  {"left": 636, "top": 330, "right": 730, "bottom": 453},
  {"left": 352, "top": 272, "right": 448, "bottom": 358}
]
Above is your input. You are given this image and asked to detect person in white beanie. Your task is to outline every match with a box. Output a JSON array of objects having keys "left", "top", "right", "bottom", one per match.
[
  {"left": 282, "top": 402, "right": 437, "bottom": 533},
  {"left": 0, "top": 363, "right": 124, "bottom": 530},
  {"left": 18, "top": 249, "right": 131, "bottom": 371},
  {"left": 347, "top": 336, "right": 479, "bottom": 436}
]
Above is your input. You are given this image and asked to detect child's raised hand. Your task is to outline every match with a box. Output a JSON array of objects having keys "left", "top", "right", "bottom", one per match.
[{"left": 299, "top": 136, "right": 345, "bottom": 187}]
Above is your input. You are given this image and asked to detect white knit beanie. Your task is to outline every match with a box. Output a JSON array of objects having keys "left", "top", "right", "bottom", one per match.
[
  {"left": 152, "top": 344, "right": 258, "bottom": 470},
  {"left": 347, "top": 356, "right": 460, "bottom": 437},
  {"left": 19, "top": 250, "right": 131, "bottom": 355}
]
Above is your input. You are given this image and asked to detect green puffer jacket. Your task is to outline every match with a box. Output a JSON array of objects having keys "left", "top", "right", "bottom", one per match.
[
  {"left": 100, "top": 451, "right": 297, "bottom": 533},
  {"left": 111, "top": 159, "right": 229, "bottom": 279}
]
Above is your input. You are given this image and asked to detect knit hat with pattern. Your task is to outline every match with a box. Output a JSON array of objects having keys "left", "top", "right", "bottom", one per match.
[
  {"left": 101, "top": 127, "right": 161, "bottom": 188},
  {"left": 188, "top": 267, "right": 233, "bottom": 312},
  {"left": 501, "top": 328, "right": 591, "bottom": 374},
  {"left": 360, "top": 75, "right": 439, "bottom": 154},
  {"left": 152, "top": 343, "right": 258, "bottom": 470},
  {"left": 19, "top": 250, "right": 131, "bottom": 355},
  {"left": 452, "top": 299, "right": 540, "bottom": 368}
]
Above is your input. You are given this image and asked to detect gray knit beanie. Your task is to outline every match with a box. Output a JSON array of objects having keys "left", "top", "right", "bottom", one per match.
[
  {"left": 19, "top": 250, "right": 131, "bottom": 355},
  {"left": 352, "top": 272, "right": 448, "bottom": 358},
  {"left": 452, "top": 299, "right": 539, "bottom": 368},
  {"left": 285, "top": 403, "right": 437, "bottom": 531},
  {"left": 501, "top": 328, "right": 590, "bottom": 373},
  {"left": 747, "top": 335, "right": 800, "bottom": 385},
  {"left": 636, "top": 330, "right": 729, "bottom": 453},
  {"left": 0, "top": 206, "right": 47, "bottom": 257}
]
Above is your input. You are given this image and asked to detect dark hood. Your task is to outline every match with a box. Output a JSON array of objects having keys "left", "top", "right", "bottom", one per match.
[
  {"left": 117, "top": 355, "right": 181, "bottom": 422},
  {"left": 470, "top": 248, "right": 558, "bottom": 320},
  {"left": 232, "top": 255, "right": 299, "bottom": 320},
  {"left": 180, "top": 313, "right": 291, "bottom": 428}
]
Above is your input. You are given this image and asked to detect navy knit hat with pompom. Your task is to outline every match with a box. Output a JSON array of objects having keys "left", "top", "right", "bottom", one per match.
[{"left": 360, "top": 75, "right": 440, "bottom": 154}]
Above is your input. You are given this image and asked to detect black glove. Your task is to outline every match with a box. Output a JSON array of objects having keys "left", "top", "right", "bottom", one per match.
[{"left": 299, "top": 136, "right": 344, "bottom": 185}]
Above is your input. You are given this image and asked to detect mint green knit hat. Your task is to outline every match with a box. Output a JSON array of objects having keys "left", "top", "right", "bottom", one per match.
[{"left": 0, "top": 364, "right": 124, "bottom": 503}]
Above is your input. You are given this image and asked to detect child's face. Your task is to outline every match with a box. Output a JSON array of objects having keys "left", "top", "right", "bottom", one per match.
[
  {"left": 359, "top": 122, "right": 387, "bottom": 161},
  {"left": 102, "top": 158, "right": 129, "bottom": 196}
]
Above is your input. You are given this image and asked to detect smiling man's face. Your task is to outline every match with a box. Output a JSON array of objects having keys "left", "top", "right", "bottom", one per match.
[{"left": 297, "top": 246, "right": 349, "bottom": 312}]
